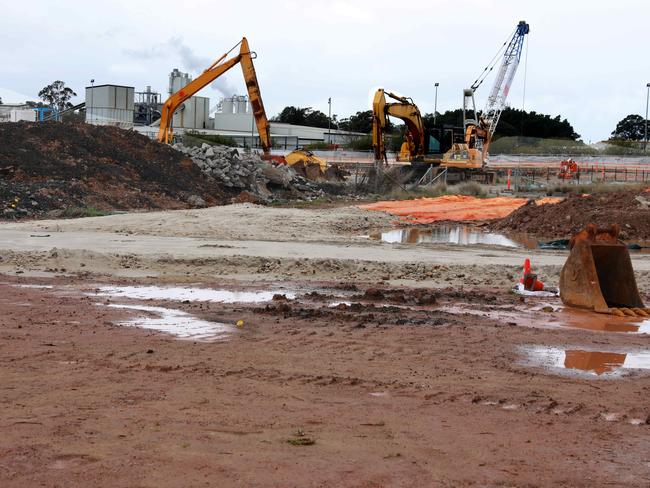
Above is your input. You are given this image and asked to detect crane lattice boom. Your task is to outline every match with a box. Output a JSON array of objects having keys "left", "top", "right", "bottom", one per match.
[{"left": 482, "top": 21, "right": 529, "bottom": 138}]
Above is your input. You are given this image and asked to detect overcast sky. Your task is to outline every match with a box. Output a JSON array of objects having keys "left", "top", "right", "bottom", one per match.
[{"left": 2, "top": 0, "right": 648, "bottom": 142}]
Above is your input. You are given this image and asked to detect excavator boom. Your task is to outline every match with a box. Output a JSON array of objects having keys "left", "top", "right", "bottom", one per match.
[
  {"left": 158, "top": 37, "right": 271, "bottom": 153},
  {"left": 372, "top": 89, "right": 425, "bottom": 163}
]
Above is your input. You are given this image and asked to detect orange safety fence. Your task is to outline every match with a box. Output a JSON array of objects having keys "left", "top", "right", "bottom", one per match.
[{"left": 360, "top": 195, "right": 563, "bottom": 224}]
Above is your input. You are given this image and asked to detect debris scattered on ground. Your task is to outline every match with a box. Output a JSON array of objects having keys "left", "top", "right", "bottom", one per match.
[
  {"left": 0, "top": 122, "right": 229, "bottom": 219},
  {"left": 493, "top": 190, "right": 650, "bottom": 240},
  {"left": 173, "top": 142, "right": 327, "bottom": 203},
  {"left": 513, "top": 283, "right": 559, "bottom": 297}
]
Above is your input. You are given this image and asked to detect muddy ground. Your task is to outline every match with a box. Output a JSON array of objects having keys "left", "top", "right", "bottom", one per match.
[{"left": 2, "top": 204, "right": 650, "bottom": 487}]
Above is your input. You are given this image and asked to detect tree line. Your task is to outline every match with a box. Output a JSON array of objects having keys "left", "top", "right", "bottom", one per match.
[
  {"left": 272, "top": 105, "right": 650, "bottom": 143},
  {"left": 272, "top": 105, "right": 582, "bottom": 141}
]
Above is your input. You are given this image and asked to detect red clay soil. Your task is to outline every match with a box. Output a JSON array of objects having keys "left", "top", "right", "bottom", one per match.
[
  {"left": 493, "top": 190, "right": 650, "bottom": 240},
  {"left": 0, "top": 122, "right": 230, "bottom": 219},
  {"left": 2, "top": 276, "right": 650, "bottom": 487}
]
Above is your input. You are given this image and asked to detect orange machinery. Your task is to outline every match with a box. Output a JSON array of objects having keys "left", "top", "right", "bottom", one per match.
[
  {"left": 157, "top": 38, "right": 271, "bottom": 149},
  {"left": 558, "top": 158, "right": 579, "bottom": 179}
]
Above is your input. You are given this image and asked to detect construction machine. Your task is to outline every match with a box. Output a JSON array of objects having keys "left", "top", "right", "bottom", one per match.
[
  {"left": 372, "top": 89, "right": 426, "bottom": 164},
  {"left": 158, "top": 38, "right": 270, "bottom": 148},
  {"left": 443, "top": 21, "right": 530, "bottom": 171},
  {"left": 558, "top": 158, "right": 579, "bottom": 179},
  {"left": 560, "top": 224, "right": 648, "bottom": 317},
  {"left": 157, "top": 37, "right": 329, "bottom": 177}
]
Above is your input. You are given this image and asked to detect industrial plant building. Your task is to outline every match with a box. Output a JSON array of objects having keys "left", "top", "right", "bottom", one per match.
[{"left": 2, "top": 68, "right": 365, "bottom": 148}]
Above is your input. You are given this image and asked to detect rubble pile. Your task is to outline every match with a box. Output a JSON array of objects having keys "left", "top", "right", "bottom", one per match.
[{"left": 173, "top": 143, "right": 325, "bottom": 202}]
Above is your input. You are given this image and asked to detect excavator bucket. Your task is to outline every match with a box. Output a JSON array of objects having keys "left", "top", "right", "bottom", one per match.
[{"left": 560, "top": 224, "right": 645, "bottom": 315}]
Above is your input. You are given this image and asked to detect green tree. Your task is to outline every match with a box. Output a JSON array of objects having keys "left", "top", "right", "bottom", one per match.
[
  {"left": 272, "top": 106, "right": 330, "bottom": 129},
  {"left": 611, "top": 114, "right": 646, "bottom": 141},
  {"left": 38, "top": 81, "right": 77, "bottom": 112},
  {"left": 339, "top": 110, "right": 373, "bottom": 133},
  {"left": 340, "top": 109, "right": 396, "bottom": 134},
  {"left": 422, "top": 107, "right": 579, "bottom": 140}
]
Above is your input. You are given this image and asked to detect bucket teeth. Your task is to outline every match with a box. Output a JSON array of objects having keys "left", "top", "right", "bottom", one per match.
[{"left": 619, "top": 307, "right": 637, "bottom": 317}]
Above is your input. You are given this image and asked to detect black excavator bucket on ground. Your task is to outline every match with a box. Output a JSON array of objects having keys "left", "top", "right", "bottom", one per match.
[{"left": 560, "top": 224, "right": 647, "bottom": 316}]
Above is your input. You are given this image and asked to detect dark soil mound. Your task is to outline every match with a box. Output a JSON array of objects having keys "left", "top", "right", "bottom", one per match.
[
  {"left": 493, "top": 190, "right": 650, "bottom": 241},
  {"left": 0, "top": 122, "right": 229, "bottom": 219}
]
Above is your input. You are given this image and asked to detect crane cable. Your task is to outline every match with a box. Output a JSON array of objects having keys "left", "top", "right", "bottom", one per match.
[{"left": 470, "top": 27, "right": 517, "bottom": 92}]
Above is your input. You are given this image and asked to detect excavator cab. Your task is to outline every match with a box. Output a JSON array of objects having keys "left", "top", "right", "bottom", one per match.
[{"left": 560, "top": 224, "right": 646, "bottom": 316}]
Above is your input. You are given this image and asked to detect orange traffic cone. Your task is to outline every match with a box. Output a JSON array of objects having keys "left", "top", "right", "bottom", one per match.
[{"left": 520, "top": 258, "right": 545, "bottom": 291}]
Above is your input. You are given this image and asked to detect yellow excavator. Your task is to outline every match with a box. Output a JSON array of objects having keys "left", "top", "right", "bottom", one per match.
[
  {"left": 157, "top": 37, "right": 328, "bottom": 176},
  {"left": 158, "top": 38, "right": 269, "bottom": 147},
  {"left": 372, "top": 89, "right": 426, "bottom": 164}
]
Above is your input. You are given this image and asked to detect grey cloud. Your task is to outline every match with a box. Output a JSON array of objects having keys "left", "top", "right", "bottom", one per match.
[{"left": 125, "top": 38, "right": 240, "bottom": 97}]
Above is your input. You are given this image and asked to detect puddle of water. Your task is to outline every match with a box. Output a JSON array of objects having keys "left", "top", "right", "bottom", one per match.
[
  {"left": 94, "top": 285, "right": 295, "bottom": 303},
  {"left": 370, "top": 225, "right": 537, "bottom": 249},
  {"left": 525, "top": 346, "right": 650, "bottom": 376},
  {"left": 443, "top": 301, "right": 650, "bottom": 336},
  {"left": 549, "top": 308, "right": 650, "bottom": 335},
  {"left": 12, "top": 284, "right": 54, "bottom": 289},
  {"left": 107, "top": 304, "right": 234, "bottom": 342}
]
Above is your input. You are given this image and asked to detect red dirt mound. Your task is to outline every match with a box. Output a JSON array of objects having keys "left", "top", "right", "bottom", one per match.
[
  {"left": 493, "top": 190, "right": 650, "bottom": 240},
  {"left": 0, "top": 122, "right": 229, "bottom": 219}
]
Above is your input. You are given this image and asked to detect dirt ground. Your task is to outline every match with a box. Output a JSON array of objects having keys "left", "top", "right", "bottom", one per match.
[
  {"left": 2, "top": 204, "right": 650, "bottom": 487},
  {"left": 493, "top": 189, "right": 650, "bottom": 241}
]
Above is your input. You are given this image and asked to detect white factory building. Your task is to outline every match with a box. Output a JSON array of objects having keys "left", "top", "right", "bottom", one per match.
[
  {"left": 130, "top": 68, "right": 364, "bottom": 147},
  {"left": 53, "top": 68, "right": 366, "bottom": 148}
]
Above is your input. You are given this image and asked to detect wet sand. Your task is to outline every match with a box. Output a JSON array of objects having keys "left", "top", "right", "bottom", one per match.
[{"left": 1, "top": 204, "right": 650, "bottom": 487}]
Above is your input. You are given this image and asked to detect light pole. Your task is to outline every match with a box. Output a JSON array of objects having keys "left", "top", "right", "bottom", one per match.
[
  {"left": 645, "top": 82, "right": 649, "bottom": 153},
  {"left": 327, "top": 97, "right": 332, "bottom": 144},
  {"left": 434, "top": 83, "right": 439, "bottom": 125},
  {"left": 89, "top": 79, "right": 94, "bottom": 125}
]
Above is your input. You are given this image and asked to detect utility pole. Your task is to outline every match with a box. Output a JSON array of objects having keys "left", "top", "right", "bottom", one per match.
[
  {"left": 89, "top": 79, "right": 94, "bottom": 125},
  {"left": 434, "top": 83, "right": 439, "bottom": 125},
  {"left": 645, "top": 82, "right": 649, "bottom": 153},
  {"left": 327, "top": 97, "right": 332, "bottom": 144}
]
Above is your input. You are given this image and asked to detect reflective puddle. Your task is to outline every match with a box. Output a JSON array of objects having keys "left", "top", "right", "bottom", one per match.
[
  {"left": 524, "top": 346, "right": 650, "bottom": 376},
  {"left": 12, "top": 284, "right": 55, "bottom": 289},
  {"left": 443, "top": 301, "right": 650, "bottom": 335},
  {"left": 370, "top": 225, "right": 537, "bottom": 248},
  {"left": 547, "top": 308, "right": 650, "bottom": 334},
  {"left": 94, "top": 285, "right": 296, "bottom": 303},
  {"left": 561, "top": 316, "right": 650, "bottom": 334},
  {"left": 107, "top": 304, "right": 233, "bottom": 342}
]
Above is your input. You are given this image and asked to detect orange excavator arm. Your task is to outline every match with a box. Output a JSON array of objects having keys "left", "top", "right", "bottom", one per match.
[
  {"left": 372, "top": 88, "right": 425, "bottom": 163},
  {"left": 157, "top": 37, "right": 271, "bottom": 154}
]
